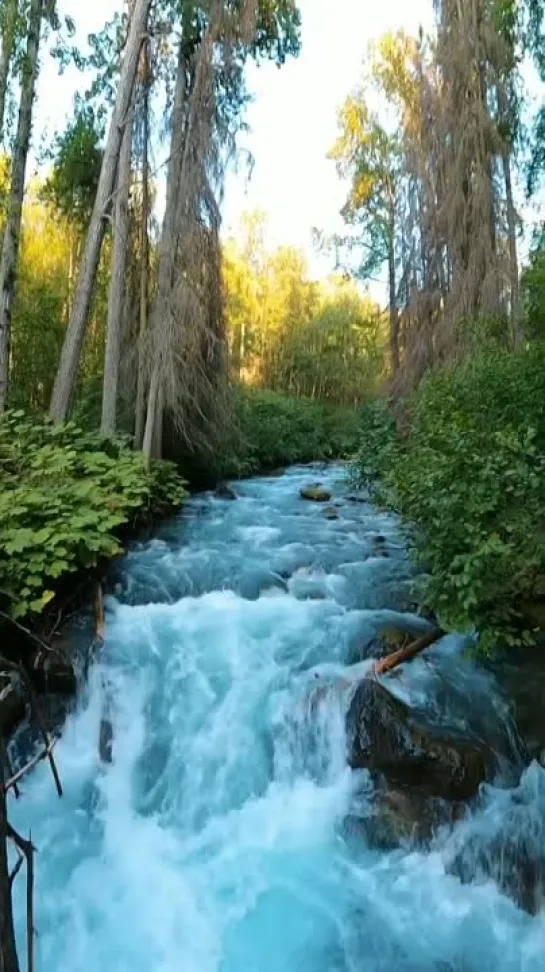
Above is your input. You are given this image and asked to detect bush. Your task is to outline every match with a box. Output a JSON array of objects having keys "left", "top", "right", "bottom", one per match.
[
  {"left": 355, "top": 345, "right": 545, "bottom": 652},
  {"left": 0, "top": 412, "right": 188, "bottom": 620},
  {"left": 221, "top": 388, "right": 362, "bottom": 476}
]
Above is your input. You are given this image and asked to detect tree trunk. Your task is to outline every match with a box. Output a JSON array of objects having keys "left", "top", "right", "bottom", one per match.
[
  {"left": 0, "top": 0, "right": 43, "bottom": 412},
  {"left": 0, "top": 0, "right": 18, "bottom": 144},
  {"left": 0, "top": 758, "right": 20, "bottom": 972},
  {"left": 497, "top": 85, "right": 521, "bottom": 347},
  {"left": 387, "top": 214, "right": 399, "bottom": 376},
  {"left": 101, "top": 96, "right": 134, "bottom": 435},
  {"left": 142, "top": 360, "right": 159, "bottom": 463},
  {"left": 134, "top": 39, "right": 150, "bottom": 449},
  {"left": 141, "top": 39, "right": 188, "bottom": 461},
  {"left": 49, "top": 0, "right": 151, "bottom": 423}
]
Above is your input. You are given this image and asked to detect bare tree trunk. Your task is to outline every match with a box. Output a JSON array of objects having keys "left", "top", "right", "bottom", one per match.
[
  {"left": 134, "top": 39, "right": 150, "bottom": 449},
  {"left": 0, "top": 0, "right": 43, "bottom": 412},
  {"left": 387, "top": 213, "right": 399, "bottom": 375},
  {"left": 0, "top": 0, "right": 18, "bottom": 144},
  {"left": 101, "top": 97, "right": 134, "bottom": 435},
  {"left": 141, "top": 39, "right": 188, "bottom": 462},
  {"left": 497, "top": 84, "right": 521, "bottom": 347},
  {"left": 49, "top": 0, "right": 151, "bottom": 423},
  {"left": 142, "top": 360, "right": 159, "bottom": 463},
  {"left": 502, "top": 151, "right": 521, "bottom": 344},
  {"left": 0, "top": 759, "right": 20, "bottom": 972}
]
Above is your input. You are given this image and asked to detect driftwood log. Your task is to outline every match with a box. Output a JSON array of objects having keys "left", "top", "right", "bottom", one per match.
[{"left": 372, "top": 628, "right": 445, "bottom": 677}]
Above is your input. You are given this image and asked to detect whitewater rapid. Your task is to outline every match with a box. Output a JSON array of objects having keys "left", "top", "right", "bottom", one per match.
[{"left": 9, "top": 464, "right": 545, "bottom": 971}]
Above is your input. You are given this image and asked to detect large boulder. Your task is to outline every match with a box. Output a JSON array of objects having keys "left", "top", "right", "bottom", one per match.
[
  {"left": 300, "top": 484, "right": 332, "bottom": 503},
  {"left": 346, "top": 678, "right": 486, "bottom": 801},
  {"left": 344, "top": 781, "right": 467, "bottom": 852}
]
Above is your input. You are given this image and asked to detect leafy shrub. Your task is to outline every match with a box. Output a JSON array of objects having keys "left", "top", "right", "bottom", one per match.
[
  {"left": 221, "top": 388, "right": 362, "bottom": 475},
  {"left": 355, "top": 345, "right": 545, "bottom": 652},
  {"left": 0, "top": 412, "right": 188, "bottom": 619}
]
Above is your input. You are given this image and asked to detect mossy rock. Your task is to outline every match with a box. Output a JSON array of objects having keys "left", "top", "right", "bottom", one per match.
[{"left": 300, "top": 484, "right": 332, "bottom": 503}]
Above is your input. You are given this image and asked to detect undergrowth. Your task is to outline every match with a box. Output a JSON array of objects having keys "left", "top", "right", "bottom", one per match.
[
  {"left": 355, "top": 343, "right": 545, "bottom": 653},
  {"left": 0, "top": 412, "right": 188, "bottom": 620}
]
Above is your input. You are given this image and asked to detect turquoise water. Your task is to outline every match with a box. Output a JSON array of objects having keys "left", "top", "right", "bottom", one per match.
[{"left": 9, "top": 464, "right": 545, "bottom": 971}]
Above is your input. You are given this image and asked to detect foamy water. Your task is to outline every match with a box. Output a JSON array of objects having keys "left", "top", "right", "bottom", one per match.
[{"left": 9, "top": 464, "right": 545, "bottom": 971}]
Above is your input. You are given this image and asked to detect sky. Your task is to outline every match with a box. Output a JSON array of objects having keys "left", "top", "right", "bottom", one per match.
[{"left": 35, "top": 0, "right": 434, "bottom": 283}]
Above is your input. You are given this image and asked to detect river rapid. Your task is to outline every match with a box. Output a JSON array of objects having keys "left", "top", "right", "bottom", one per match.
[{"left": 9, "top": 463, "right": 545, "bottom": 971}]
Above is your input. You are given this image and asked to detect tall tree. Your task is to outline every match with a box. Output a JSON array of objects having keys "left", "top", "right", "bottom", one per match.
[
  {"left": 0, "top": 0, "right": 19, "bottom": 144},
  {"left": 134, "top": 35, "right": 150, "bottom": 448},
  {"left": 0, "top": 0, "right": 45, "bottom": 411},
  {"left": 49, "top": 0, "right": 152, "bottom": 422},
  {"left": 330, "top": 87, "right": 402, "bottom": 375},
  {"left": 101, "top": 0, "right": 137, "bottom": 436}
]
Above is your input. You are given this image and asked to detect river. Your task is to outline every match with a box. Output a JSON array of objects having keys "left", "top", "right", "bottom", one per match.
[{"left": 9, "top": 463, "right": 545, "bottom": 971}]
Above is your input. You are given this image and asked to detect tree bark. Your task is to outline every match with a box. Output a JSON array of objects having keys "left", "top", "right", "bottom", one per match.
[
  {"left": 142, "top": 359, "right": 159, "bottom": 463},
  {"left": 100, "top": 95, "right": 135, "bottom": 435},
  {"left": 141, "top": 38, "right": 188, "bottom": 462},
  {"left": 372, "top": 627, "right": 444, "bottom": 676},
  {"left": 387, "top": 210, "right": 399, "bottom": 376},
  {"left": 497, "top": 85, "right": 521, "bottom": 347},
  {"left": 0, "top": 0, "right": 43, "bottom": 412},
  {"left": 134, "top": 39, "right": 150, "bottom": 449},
  {"left": 49, "top": 0, "right": 151, "bottom": 423},
  {"left": 0, "top": 0, "right": 18, "bottom": 145}
]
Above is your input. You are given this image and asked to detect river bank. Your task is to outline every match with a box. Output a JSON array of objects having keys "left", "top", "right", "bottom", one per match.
[{"left": 6, "top": 462, "right": 545, "bottom": 971}]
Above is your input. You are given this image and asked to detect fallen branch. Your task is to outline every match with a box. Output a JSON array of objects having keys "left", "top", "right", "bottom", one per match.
[
  {"left": 0, "top": 610, "right": 58, "bottom": 657},
  {"left": 94, "top": 582, "right": 105, "bottom": 647},
  {"left": 7, "top": 823, "right": 35, "bottom": 972},
  {"left": 372, "top": 627, "right": 445, "bottom": 676},
  {"left": 0, "top": 655, "right": 63, "bottom": 797},
  {"left": 3, "top": 737, "right": 59, "bottom": 794}
]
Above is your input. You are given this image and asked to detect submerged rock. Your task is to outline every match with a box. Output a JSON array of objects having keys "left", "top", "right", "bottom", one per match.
[
  {"left": 300, "top": 484, "right": 332, "bottom": 503},
  {"left": 323, "top": 506, "right": 339, "bottom": 520},
  {"left": 346, "top": 678, "right": 486, "bottom": 801},
  {"left": 215, "top": 483, "right": 237, "bottom": 501},
  {"left": 449, "top": 831, "right": 545, "bottom": 915},
  {"left": 344, "top": 781, "right": 466, "bottom": 852}
]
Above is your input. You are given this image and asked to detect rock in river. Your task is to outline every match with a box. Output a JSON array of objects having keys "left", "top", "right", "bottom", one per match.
[
  {"left": 346, "top": 678, "right": 486, "bottom": 801},
  {"left": 300, "top": 484, "right": 332, "bottom": 503},
  {"left": 215, "top": 482, "right": 237, "bottom": 500}
]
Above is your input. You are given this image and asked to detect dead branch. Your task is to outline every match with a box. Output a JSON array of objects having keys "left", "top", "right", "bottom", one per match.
[
  {"left": 372, "top": 627, "right": 445, "bottom": 676},
  {"left": 6, "top": 824, "right": 35, "bottom": 972},
  {"left": 2, "top": 737, "right": 58, "bottom": 794},
  {"left": 0, "top": 655, "right": 62, "bottom": 797},
  {"left": 94, "top": 582, "right": 105, "bottom": 648},
  {"left": 0, "top": 739, "right": 19, "bottom": 800},
  {"left": 0, "top": 611, "right": 57, "bottom": 657}
]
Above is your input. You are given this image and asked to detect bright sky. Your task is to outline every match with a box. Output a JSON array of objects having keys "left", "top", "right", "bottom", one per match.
[{"left": 35, "top": 0, "right": 433, "bottom": 281}]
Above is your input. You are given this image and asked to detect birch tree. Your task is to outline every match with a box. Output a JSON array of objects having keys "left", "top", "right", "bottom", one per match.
[
  {"left": 0, "top": 0, "right": 45, "bottom": 411},
  {"left": 49, "top": 0, "right": 152, "bottom": 422}
]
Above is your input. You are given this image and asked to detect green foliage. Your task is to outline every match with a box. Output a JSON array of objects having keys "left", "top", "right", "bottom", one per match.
[
  {"left": 0, "top": 412, "right": 188, "bottom": 620},
  {"left": 42, "top": 106, "right": 103, "bottom": 230},
  {"left": 217, "top": 388, "right": 362, "bottom": 477},
  {"left": 355, "top": 344, "right": 545, "bottom": 652},
  {"left": 223, "top": 212, "right": 385, "bottom": 403},
  {"left": 521, "top": 229, "right": 545, "bottom": 338}
]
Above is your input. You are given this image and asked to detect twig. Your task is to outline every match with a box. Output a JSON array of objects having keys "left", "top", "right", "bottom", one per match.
[
  {"left": 6, "top": 823, "right": 35, "bottom": 972},
  {"left": 0, "top": 655, "right": 62, "bottom": 797},
  {"left": 0, "top": 610, "right": 58, "bottom": 658},
  {"left": 3, "top": 737, "right": 58, "bottom": 793},
  {"left": 0, "top": 738, "right": 19, "bottom": 800},
  {"left": 372, "top": 627, "right": 445, "bottom": 676}
]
